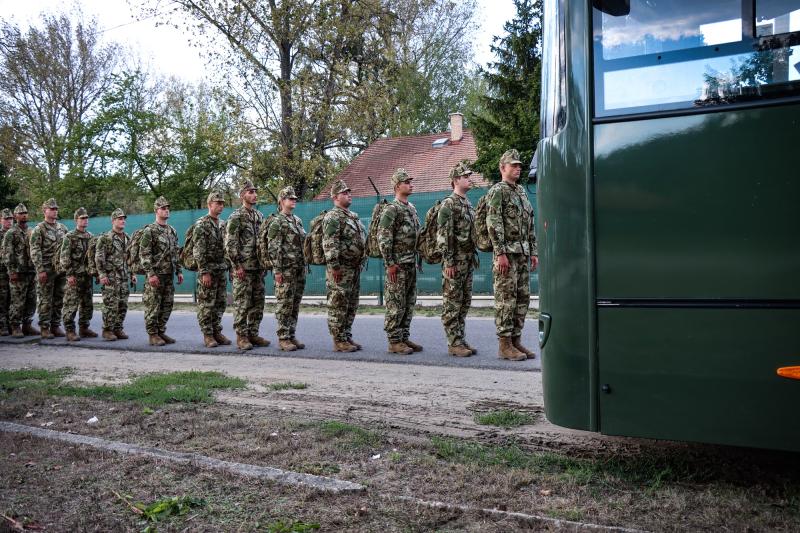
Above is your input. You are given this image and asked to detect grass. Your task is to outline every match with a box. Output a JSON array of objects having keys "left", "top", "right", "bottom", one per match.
[
  {"left": 269, "top": 382, "right": 308, "bottom": 391},
  {"left": 265, "top": 520, "right": 320, "bottom": 533},
  {"left": 474, "top": 409, "right": 536, "bottom": 428},
  {"left": 318, "top": 420, "right": 382, "bottom": 449},
  {"left": 0, "top": 368, "right": 72, "bottom": 396}
]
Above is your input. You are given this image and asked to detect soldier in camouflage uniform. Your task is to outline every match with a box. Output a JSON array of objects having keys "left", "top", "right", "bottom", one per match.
[
  {"left": 60, "top": 208, "right": 98, "bottom": 341},
  {"left": 437, "top": 162, "right": 477, "bottom": 357},
  {"left": 3, "top": 204, "right": 38, "bottom": 337},
  {"left": 323, "top": 179, "right": 366, "bottom": 352},
  {"left": 0, "top": 209, "right": 13, "bottom": 335},
  {"left": 486, "top": 149, "right": 538, "bottom": 361},
  {"left": 141, "top": 196, "right": 184, "bottom": 346},
  {"left": 193, "top": 191, "right": 231, "bottom": 348},
  {"left": 267, "top": 186, "right": 307, "bottom": 352},
  {"left": 378, "top": 169, "right": 422, "bottom": 355},
  {"left": 226, "top": 180, "right": 269, "bottom": 350},
  {"left": 30, "top": 198, "right": 68, "bottom": 339},
  {"left": 95, "top": 209, "right": 135, "bottom": 341}
]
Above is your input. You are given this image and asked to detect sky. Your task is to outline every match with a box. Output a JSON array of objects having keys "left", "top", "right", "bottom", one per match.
[{"left": 0, "top": 0, "right": 517, "bottom": 82}]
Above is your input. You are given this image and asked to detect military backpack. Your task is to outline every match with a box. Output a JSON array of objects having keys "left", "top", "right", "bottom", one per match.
[
  {"left": 86, "top": 234, "right": 100, "bottom": 278},
  {"left": 303, "top": 210, "right": 328, "bottom": 265},
  {"left": 256, "top": 212, "right": 278, "bottom": 271},
  {"left": 418, "top": 200, "right": 443, "bottom": 264},
  {"left": 127, "top": 226, "right": 150, "bottom": 275},
  {"left": 474, "top": 193, "right": 493, "bottom": 252},
  {"left": 366, "top": 199, "right": 390, "bottom": 258},
  {"left": 52, "top": 238, "right": 66, "bottom": 275},
  {"left": 179, "top": 221, "right": 201, "bottom": 272}
]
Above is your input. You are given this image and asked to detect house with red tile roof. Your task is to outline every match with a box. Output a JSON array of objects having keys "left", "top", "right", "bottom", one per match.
[{"left": 315, "top": 113, "right": 489, "bottom": 199}]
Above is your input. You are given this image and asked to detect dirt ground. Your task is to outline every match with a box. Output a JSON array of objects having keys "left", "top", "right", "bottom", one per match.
[{"left": 1, "top": 343, "right": 799, "bottom": 532}]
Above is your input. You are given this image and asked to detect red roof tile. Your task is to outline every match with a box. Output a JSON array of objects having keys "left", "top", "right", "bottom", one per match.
[{"left": 315, "top": 130, "right": 489, "bottom": 199}]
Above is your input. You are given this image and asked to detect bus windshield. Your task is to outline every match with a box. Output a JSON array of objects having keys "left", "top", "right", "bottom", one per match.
[{"left": 593, "top": 0, "right": 800, "bottom": 117}]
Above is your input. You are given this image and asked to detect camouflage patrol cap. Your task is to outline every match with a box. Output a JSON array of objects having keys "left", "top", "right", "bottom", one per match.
[
  {"left": 279, "top": 186, "right": 298, "bottom": 200},
  {"left": 154, "top": 196, "right": 170, "bottom": 210},
  {"left": 42, "top": 197, "right": 59, "bottom": 210},
  {"left": 110, "top": 208, "right": 126, "bottom": 220},
  {"left": 499, "top": 149, "right": 522, "bottom": 165},
  {"left": 14, "top": 204, "right": 27, "bottom": 215},
  {"left": 239, "top": 179, "right": 257, "bottom": 195},
  {"left": 206, "top": 190, "right": 225, "bottom": 204},
  {"left": 391, "top": 168, "right": 412, "bottom": 186},
  {"left": 329, "top": 179, "right": 351, "bottom": 197},
  {"left": 448, "top": 162, "right": 473, "bottom": 182},
  {"left": 2, "top": 208, "right": 12, "bottom": 219},
  {"left": 74, "top": 207, "right": 89, "bottom": 219}
]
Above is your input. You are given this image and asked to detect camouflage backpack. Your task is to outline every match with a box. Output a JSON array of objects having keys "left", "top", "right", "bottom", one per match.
[
  {"left": 366, "top": 200, "right": 390, "bottom": 258},
  {"left": 256, "top": 212, "right": 278, "bottom": 271},
  {"left": 418, "top": 199, "right": 443, "bottom": 264},
  {"left": 474, "top": 193, "right": 493, "bottom": 253},
  {"left": 127, "top": 226, "right": 150, "bottom": 275},
  {"left": 52, "top": 237, "right": 66, "bottom": 275},
  {"left": 179, "top": 220, "right": 201, "bottom": 272},
  {"left": 86, "top": 234, "right": 100, "bottom": 278},
  {"left": 303, "top": 210, "right": 328, "bottom": 266}
]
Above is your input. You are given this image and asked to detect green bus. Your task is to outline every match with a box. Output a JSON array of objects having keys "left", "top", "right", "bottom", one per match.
[{"left": 535, "top": 0, "right": 800, "bottom": 451}]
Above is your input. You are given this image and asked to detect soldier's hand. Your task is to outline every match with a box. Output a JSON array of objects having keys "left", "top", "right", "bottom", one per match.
[
  {"left": 235, "top": 267, "right": 245, "bottom": 281},
  {"left": 148, "top": 275, "right": 160, "bottom": 288},
  {"left": 274, "top": 272, "right": 284, "bottom": 285},
  {"left": 332, "top": 268, "right": 343, "bottom": 283},
  {"left": 201, "top": 272, "right": 212, "bottom": 287},
  {"left": 177, "top": 273, "right": 184, "bottom": 285},
  {"left": 495, "top": 254, "right": 510, "bottom": 276},
  {"left": 38, "top": 271, "right": 48, "bottom": 284},
  {"left": 100, "top": 276, "right": 110, "bottom": 286},
  {"left": 531, "top": 255, "right": 539, "bottom": 271},
  {"left": 67, "top": 276, "right": 77, "bottom": 287},
  {"left": 445, "top": 266, "right": 456, "bottom": 279},
  {"left": 9, "top": 272, "right": 18, "bottom": 283},
  {"left": 387, "top": 264, "right": 399, "bottom": 283}
]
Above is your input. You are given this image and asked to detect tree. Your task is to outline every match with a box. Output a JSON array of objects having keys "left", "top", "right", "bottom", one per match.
[{"left": 468, "top": 0, "right": 542, "bottom": 182}]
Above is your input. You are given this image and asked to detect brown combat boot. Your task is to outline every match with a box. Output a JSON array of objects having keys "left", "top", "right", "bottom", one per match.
[
  {"left": 112, "top": 329, "right": 129, "bottom": 339},
  {"left": 159, "top": 331, "right": 176, "bottom": 344},
  {"left": 236, "top": 334, "right": 253, "bottom": 350},
  {"left": 40, "top": 327, "right": 54, "bottom": 340},
  {"left": 498, "top": 337, "right": 526, "bottom": 361},
  {"left": 448, "top": 344, "right": 472, "bottom": 357},
  {"left": 333, "top": 340, "right": 357, "bottom": 352},
  {"left": 51, "top": 325, "right": 66, "bottom": 337},
  {"left": 149, "top": 334, "right": 166, "bottom": 346},
  {"left": 102, "top": 329, "right": 117, "bottom": 341},
  {"left": 290, "top": 337, "right": 305, "bottom": 349},
  {"left": 203, "top": 334, "right": 219, "bottom": 348},
  {"left": 388, "top": 342, "right": 413, "bottom": 355},
  {"left": 249, "top": 335, "right": 270, "bottom": 347},
  {"left": 463, "top": 341, "right": 477, "bottom": 355},
  {"left": 214, "top": 332, "right": 232, "bottom": 345},
  {"left": 404, "top": 339, "right": 423, "bottom": 352},
  {"left": 279, "top": 339, "right": 297, "bottom": 351},
  {"left": 79, "top": 326, "right": 99, "bottom": 338},
  {"left": 512, "top": 336, "right": 535, "bottom": 358},
  {"left": 65, "top": 330, "right": 80, "bottom": 342},
  {"left": 22, "top": 322, "right": 40, "bottom": 336},
  {"left": 346, "top": 338, "right": 362, "bottom": 351},
  {"left": 11, "top": 327, "right": 24, "bottom": 338}
]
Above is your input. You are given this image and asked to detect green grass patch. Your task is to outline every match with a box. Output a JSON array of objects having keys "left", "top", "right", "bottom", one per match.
[
  {"left": 269, "top": 382, "right": 308, "bottom": 391},
  {"left": 0, "top": 368, "right": 71, "bottom": 396},
  {"left": 266, "top": 520, "right": 320, "bottom": 533},
  {"left": 474, "top": 409, "right": 536, "bottom": 428},
  {"left": 298, "top": 462, "right": 340, "bottom": 476},
  {"left": 318, "top": 420, "right": 381, "bottom": 449}
]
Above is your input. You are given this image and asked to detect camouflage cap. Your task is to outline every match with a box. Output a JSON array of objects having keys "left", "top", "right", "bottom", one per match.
[
  {"left": 499, "top": 149, "right": 522, "bottom": 165},
  {"left": 154, "top": 196, "right": 170, "bottom": 210},
  {"left": 206, "top": 190, "right": 225, "bottom": 204},
  {"left": 448, "top": 162, "right": 473, "bottom": 181},
  {"left": 278, "top": 186, "right": 298, "bottom": 200},
  {"left": 239, "top": 179, "right": 257, "bottom": 195},
  {"left": 329, "top": 179, "right": 351, "bottom": 197},
  {"left": 110, "top": 208, "right": 126, "bottom": 220},
  {"left": 74, "top": 207, "right": 89, "bottom": 219},
  {"left": 42, "top": 197, "right": 59, "bottom": 210},
  {"left": 14, "top": 203, "right": 27, "bottom": 215},
  {"left": 391, "top": 168, "right": 412, "bottom": 186},
  {"left": 2, "top": 208, "right": 12, "bottom": 219}
]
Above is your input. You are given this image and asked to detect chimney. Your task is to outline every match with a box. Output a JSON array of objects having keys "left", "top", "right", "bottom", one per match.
[{"left": 449, "top": 112, "right": 463, "bottom": 142}]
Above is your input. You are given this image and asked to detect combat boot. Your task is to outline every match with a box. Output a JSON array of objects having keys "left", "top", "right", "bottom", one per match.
[
  {"left": 346, "top": 338, "right": 362, "bottom": 351},
  {"left": 65, "top": 330, "right": 80, "bottom": 342},
  {"left": 214, "top": 332, "right": 232, "bottom": 345},
  {"left": 333, "top": 340, "right": 357, "bottom": 352},
  {"left": 79, "top": 326, "right": 99, "bottom": 338},
  {"left": 51, "top": 325, "right": 66, "bottom": 337},
  {"left": 203, "top": 334, "right": 219, "bottom": 348},
  {"left": 112, "top": 329, "right": 129, "bottom": 340},
  {"left": 102, "top": 329, "right": 117, "bottom": 341},
  {"left": 149, "top": 334, "right": 166, "bottom": 346},
  {"left": 404, "top": 339, "right": 423, "bottom": 352},
  {"left": 388, "top": 342, "right": 413, "bottom": 355},
  {"left": 290, "top": 337, "right": 305, "bottom": 349},
  {"left": 159, "top": 331, "right": 176, "bottom": 344},
  {"left": 498, "top": 337, "right": 526, "bottom": 361},
  {"left": 512, "top": 336, "right": 535, "bottom": 358},
  {"left": 11, "top": 327, "right": 23, "bottom": 338},
  {"left": 463, "top": 341, "right": 477, "bottom": 355},
  {"left": 279, "top": 339, "right": 297, "bottom": 351},
  {"left": 448, "top": 344, "right": 472, "bottom": 357},
  {"left": 40, "top": 327, "right": 54, "bottom": 340},
  {"left": 249, "top": 335, "right": 270, "bottom": 347},
  {"left": 236, "top": 333, "right": 253, "bottom": 350},
  {"left": 22, "top": 322, "right": 40, "bottom": 336}
]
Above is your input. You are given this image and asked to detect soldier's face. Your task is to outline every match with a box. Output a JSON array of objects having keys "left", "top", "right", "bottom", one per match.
[
  {"left": 2, "top": 218, "right": 11, "bottom": 229},
  {"left": 334, "top": 191, "right": 352, "bottom": 208},
  {"left": 76, "top": 216, "right": 89, "bottom": 231},
  {"left": 281, "top": 198, "right": 297, "bottom": 212},
  {"left": 500, "top": 163, "right": 522, "bottom": 181},
  {"left": 242, "top": 189, "right": 257, "bottom": 205},
  {"left": 209, "top": 201, "right": 224, "bottom": 217},
  {"left": 397, "top": 180, "right": 413, "bottom": 195},
  {"left": 453, "top": 174, "right": 472, "bottom": 192},
  {"left": 16, "top": 213, "right": 27, "bottom": 224},
  {"left": 113, "top": 217, "right": 126, "bottom": 231},
  {"left": 157, "top": 206, "right": 170, "bottom": 220},
  {"left": 44, "top": 207, "right": 58, "bottom": 221}
]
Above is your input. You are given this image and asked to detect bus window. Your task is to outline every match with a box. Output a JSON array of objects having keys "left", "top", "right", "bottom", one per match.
[
  {"left": 593, "top": 0, "right": 800, "bottom": 117},
  {"left": 541, "top": 0, "right": 566, "bottom": 137}
]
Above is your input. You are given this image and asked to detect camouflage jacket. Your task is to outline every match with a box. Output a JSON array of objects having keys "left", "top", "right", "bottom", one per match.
[
  {"left": 0, "top": 227, "right": 8, "bottom": 272},
  {"left": 378, "top": 199, "right": 420, "bottom": 266},
  {"left": 60, "top": 229, "right": 92, "bottom": 276},
  {"left": 436, "top": 193, "right": 476, "bottom": 268},
  {"left": 3, "top": 224, "right": 33, "bottom": 274},
  {"left": 226, "top": 206, "right": 264, "bottom": 271},
  {"left": 30, "top": 221, "right": 68, "bottom": 273},
  {"left": 140, "top": 223, "right": 181, "bottom": 277},
  {"left": 193, "top": 215, "right": 227, "bottom": 274},
  {"left": 95, "top": 230, "right": 130, "bottom": 279},
  {"left": 322, "top": 207, "right": 366, "bottom": 269},
  {"left": 267, "top": 212, "right": 306, "bottom": 273},
  {"left": 486, "top": 181, "right": 537, "bottom": 256}
]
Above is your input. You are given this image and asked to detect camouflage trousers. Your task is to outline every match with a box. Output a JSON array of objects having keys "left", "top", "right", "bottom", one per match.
[
  {"left": 143, "top": 274, "right": 174, "bottom": 335},
  {"left": 197, "top": 270, "right": 227, "bottom": 335},
  {"left": 0, "top": 269, "right": 9, "bottom": 333},
  {"left": 326, "top": 264, "right": 360, "bottom": 342},
  {"left": 63, "top": 274, "right": 93, "bottom": 331},
  {"left": 384, "top": 263, "right": 417, "bottom": 343},
  {"left": 9, "top": 272, "right": 36, "bottom": 329},
  {"left": 232, "top": 270, "right": 264, "bottom": 336},
  {"left": 275, "top": 266, "right": 306, "bottom": 340},
  {"left": 441, "top": 260, "right": 474, "bottom": 346},
  {"left": 493, "top": 254, "right": 530, "bottom": 337},
  {"left": 101, "top": 274, "right": 130, "bottom": 331},
  {"left": 37, "top": 271, "right": 66, "bottom": 329}
]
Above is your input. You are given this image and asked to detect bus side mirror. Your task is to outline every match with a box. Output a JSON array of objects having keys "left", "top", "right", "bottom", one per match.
[
  {"left": 528, "top": 149, "right": 538, "bottom": 184},
  {"left": 592, "top": 0, "right": 630, "bottom": 16}
]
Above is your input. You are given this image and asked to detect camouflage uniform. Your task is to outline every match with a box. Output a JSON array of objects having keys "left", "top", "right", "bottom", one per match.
[
  {"left": 437, "top": 164, "right": 477, "bottom": 347},
  {"left": 487, "top": 150, "right": 537, "bottom": 338},
  {"left": 0, "top": 208, "right": 13, "bottom": 334},
  {"left": 61, "top": 208, "right": 93, "bottom": 333},
  {"left": 95, "top": 209, "right": 131, "bottom": 333},
  {"left": 323, "top": 181, "right": 366, "bottom": 342},
  {"left": 30, "top": 198, "right": 68, "bottom": 331},
  {"left": 378, "top": 169, "right": 420, "bottom": 344},
  {"left": 193, "top": 192, "right": 228, "bottom": 337},
  {"left": 226, "top": 183, "right": 265, "bottom": 338},
  {"left": 267, "top": 186, "right": 306, "bottom": 341},
  {"left": 141, "top": 197, "right": 181, "bottom": 336},
  {"left": 3, "top": 204, "right": 36, "bottom": 332}
]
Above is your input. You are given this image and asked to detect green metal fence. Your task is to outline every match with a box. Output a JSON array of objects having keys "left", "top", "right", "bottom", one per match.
[{"left": 61, "top": 187, "right": 538, "bottom": 296}]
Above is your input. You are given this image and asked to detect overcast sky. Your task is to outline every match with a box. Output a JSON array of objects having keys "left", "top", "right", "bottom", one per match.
[{"left": 0, "top": 0, "right": 516, "bottom": 82}]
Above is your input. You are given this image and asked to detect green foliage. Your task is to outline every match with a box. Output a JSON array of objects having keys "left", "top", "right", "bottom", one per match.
[
  {"left": 266, "top": 520, "right": 321, "bottom": 533},
  {"left": 269, "top": 382, "right": 308, "bottom": 391},
  {"left": 474, "top": 409, "right": 536, "bottom": 428},
  {"left": 0, "top": 368, "right": 71, "bottom": 396},
  {"left": 135, "top": 495, "right": 206, "bottom": 523},
  {"left": 318, "top": 420, "right": 381, "bottom": 449}
]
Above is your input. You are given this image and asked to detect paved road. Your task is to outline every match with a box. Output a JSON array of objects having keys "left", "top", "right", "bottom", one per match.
[{"left": 0, "top": 311, "right": 541, "bottom": 371}]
